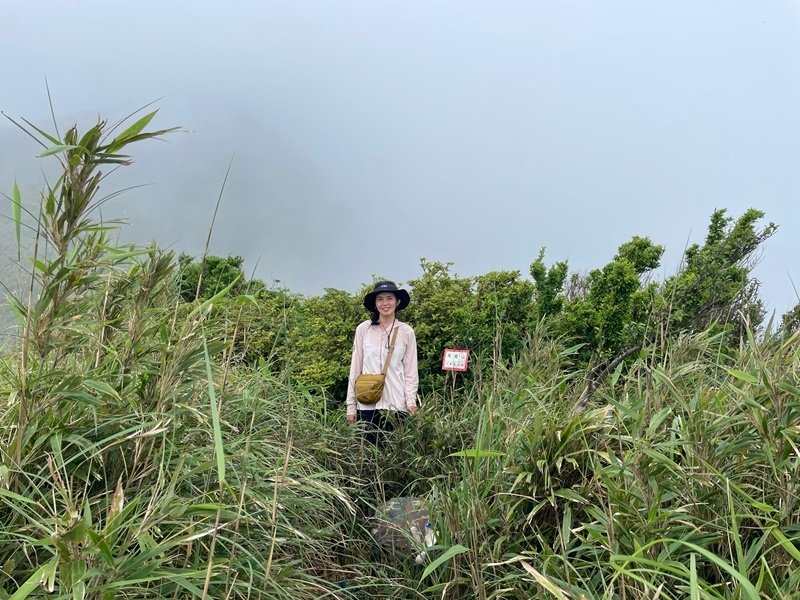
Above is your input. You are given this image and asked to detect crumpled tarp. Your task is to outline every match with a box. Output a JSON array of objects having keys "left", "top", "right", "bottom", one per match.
[{"left": 372, "top": 496, "right": 434, "bottom": 553}]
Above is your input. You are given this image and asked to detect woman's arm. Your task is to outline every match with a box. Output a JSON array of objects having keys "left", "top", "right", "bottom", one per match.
[
  {"left": 403, "top": 326, "right": 419, "bottom": 413},
  {"left": 346, "top": 324, "right": 365, "bottom": 418}
]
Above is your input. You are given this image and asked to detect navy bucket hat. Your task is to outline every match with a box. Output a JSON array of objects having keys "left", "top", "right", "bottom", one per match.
[{"left": 363, "top": 281, "right": 410, "bottom": 313}]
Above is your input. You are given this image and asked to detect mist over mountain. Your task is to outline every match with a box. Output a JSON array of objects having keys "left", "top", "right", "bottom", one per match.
[
  {"left": 3, "top": 1, "right": 800, "bottom": 339},
  {"left": 1, "top": 109, "right": 799, "bottom": 349}
]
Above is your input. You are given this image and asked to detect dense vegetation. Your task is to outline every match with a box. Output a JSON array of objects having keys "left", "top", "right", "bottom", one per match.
[{"left": 1, "top": 112, "right": 799, "bottom": 599}]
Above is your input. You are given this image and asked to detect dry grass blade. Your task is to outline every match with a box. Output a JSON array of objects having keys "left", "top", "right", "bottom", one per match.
[{"left": 520, "top": 560, "right": 570, "bottom": 599}]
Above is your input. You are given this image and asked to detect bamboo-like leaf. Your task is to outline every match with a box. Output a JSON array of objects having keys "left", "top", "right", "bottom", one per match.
[
  {"left": 9, "top": 558, "right": 57, "bottom": 600},
  {"left": 188, "top": 275, "right": 241, "bottom": 319},
  {"left": 20, "top": 116, "right": 62, "bottom": 145},
  {"left": 727, "top": 369, "right": 759, "bottom": 384},
  {"left": 726, "top": 481, "right": 747, "bottom": 576},
  {"left": 239, "top": 293, "right": 260, "bottom": 308},
  {"left": 552, "top": 488, "right": 587, "bottom": 503},
  {"left": 6, "top": 297, "right": 27, "bottom": 328},
  {"left": 203, "top": 335, "right": 226, "bottom": 485},
  {"left": 0, "top": 488, "right": 42, "bottom": 520},
  {"left": 57, "top": 392, "right": 102, "bottom": 406},
  {"left": 618, "top": 539, "right": 759, "bottom": 600},
  {"left": 771, "top": 528, "right": 800, "bottom": 563},
  {"left": 449, "top": 449, "right": 505, "bottom": 458},
  {"left": 104, "top": 246, "right": 151, "bottom": 259},
  {"left": 11, "top": 180, "right": 21, "bottom": 251},
  {"left": 611, "top": 359, "right": 625, "bottom": 386},
  {"left": 560, "top": 343, "right": 585, "bottom": 357},
  {"left": 519, "top": 560, "right": 570, "bottom": 600},
  {"left": 86, "top": 530, "right": 115, "bottom": 568},
  {"left": 70, "top": 558, "right": 86, "bottom": 600},
  {"left": 104, "top": 120, "right": 180, "bottom": 155},
  {"left": 111, "top": 110, "right": 157, "bottom": 146},
  {"left": 420, "top": 544, "right": 468, "bottom": 581},
  {"left": 72, "top": 579, "right": 85, "bottom": 600},
  {"left": 689, "top": 554, "right": 699, "bottom": 600},
  {"left": 83, "top": 379, "right": 122, "bottom": 402},
  {"left": 37, "top": 143, "right": 80, "bottom": 157},
  {"left": 560, "top": 505, "right": 572, "bottom": 550},
  {"left": 163, "top": 575, "right": 206, "bottom": 597},
  {"left": 646, "top": 406, "right": 673, "bottom": 437}
]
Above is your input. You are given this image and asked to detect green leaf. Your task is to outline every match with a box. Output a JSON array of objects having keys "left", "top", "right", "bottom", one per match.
[
  {"left": 0, "top": 488, "right": 41, "bottom": 506},
  {"left": 11, "top": 181, "right": 21, "bottom": 250},
  {"left": 420, "top": 544, "right": 469, "bottom": 581},
  {"left": 82, "top": 379, "right": 122, "bottom": 402},
  {"left": 108, "top": 110, "right": 157, "bottom": 150},
  {"left": 689, "top": 554, "right": 699, "bottom": 600},
  {"left": 19, "top": 116, "right": 62, "bottom": 146},
  {"left": 552, "top": 488, "right": 587, "bottom": 503},
  {"left": 449, "top": 449, "right": 505, "bottom": 458},
  {"left": 239, "top": 294, "right": 260, "bottom": 308},
  {"left": 559, "top": 343, "right": 585, "bottom": 357},
  {"left": 610, "top": 359, "right": 625, "bottom": 386},
  {"left": 37, "top": 144, "right": 80, "bottom": 157},
  {"left": 72, "top": 580, "right": 85, "bottom": 600},
  {"left": 646, "top": 406, "right": 673, "bottom": 437},
  {"left": 620, "top": 538, "right": 760, "bottom": 600},
  {"left": 86, "top": 531, "right": 115, "bottom": 567},
  {"left": 519, "top": 560, "right": 570, "bottom": 599},
  {"left": 203, "top": 335, "right": 226, "bottom": 485},
  {"left": 104, "top": 247, "right": 151, "bottom": 261},
  {"left": 771, "top": 528, "right": 800, "bottom": 563},
  {"left": 183, "top": 503, "right": 225, "bottom": 515},
  {"left": 727, "top": 369, "right": 759, "bottom": 384},
  {"left": 7, "top": 297, "right": 27, "bottom": 328},
  {"left": 9, "top": 557, "right": 57, "bottom": 599},
  {"left": 58, "top": 392, "right": 102, "bottom": 406},
  {"left": 71, "top": 559, "right": 86, "bottom": 599},
  {"left": 560, "top": 505, "right": 572, "bottom": 549},
  {"left": 188, "top": 275, "right": 242, "bottom": 318},
  {"left": 45, "top": 187, "right": 56, "bottom": 215}
]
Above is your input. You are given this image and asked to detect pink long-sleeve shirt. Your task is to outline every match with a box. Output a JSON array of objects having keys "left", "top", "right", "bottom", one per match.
[{"left": 346, "top": 319, "right": 419, "bottom": 415}]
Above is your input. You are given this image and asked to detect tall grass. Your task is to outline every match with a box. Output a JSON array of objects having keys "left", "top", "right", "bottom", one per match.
[
  {"left": 1, "top": 110, "right": 799, "bottom": 599},
  {"left": 0, "top": 113, "right": 364, "bottom": 599},
  {"left": 375, "top": 327, "right": 800, "bottom": 599}
]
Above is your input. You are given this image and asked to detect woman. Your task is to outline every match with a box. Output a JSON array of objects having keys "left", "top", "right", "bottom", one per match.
[{"left": 347, "top": 281, "right": 419, "bottom": 445}]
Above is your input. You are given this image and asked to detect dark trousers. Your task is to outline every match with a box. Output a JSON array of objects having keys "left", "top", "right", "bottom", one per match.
[{"left": 357, "top": 410, "right": 405, "bottom": 446}]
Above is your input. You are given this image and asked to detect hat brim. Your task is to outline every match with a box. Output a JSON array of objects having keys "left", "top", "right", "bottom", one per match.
[{"left": 363, "top": 289, "right": 410, "bottom": 313}]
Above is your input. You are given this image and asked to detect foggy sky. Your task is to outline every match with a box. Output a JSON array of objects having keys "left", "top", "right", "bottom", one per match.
[{"left": 2, "top": 1, "right": 800, "bottom": 314}]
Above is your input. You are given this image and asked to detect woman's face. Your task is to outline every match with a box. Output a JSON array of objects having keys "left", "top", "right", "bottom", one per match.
[{"left": 375, "top": 292, "right": 400, "bottom": 317}]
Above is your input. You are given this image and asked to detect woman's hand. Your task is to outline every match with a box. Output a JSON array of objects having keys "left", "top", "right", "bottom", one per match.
[
  {"left": 407, "top": 405, "right": 417, "bottom": 416},
  {"left": 346, "top": 413, "right": 356, "bottom": 423}
]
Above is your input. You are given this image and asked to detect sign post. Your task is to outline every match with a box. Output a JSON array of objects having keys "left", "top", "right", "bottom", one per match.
[
  {"left": 441, "top": 349, "right": 470, "bottom": 372},
  {"left": 441, "top": 349, "right": 470, "bottom": 403}
]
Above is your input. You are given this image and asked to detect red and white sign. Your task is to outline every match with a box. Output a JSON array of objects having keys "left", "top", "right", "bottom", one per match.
[{"left": 442, "top": 349, "right": 470, "bottom": 371}]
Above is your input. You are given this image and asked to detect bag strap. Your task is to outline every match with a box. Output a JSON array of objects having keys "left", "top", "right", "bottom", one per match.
[{"left": 381, "top": 328, "right": 400, "bottom": 375}]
